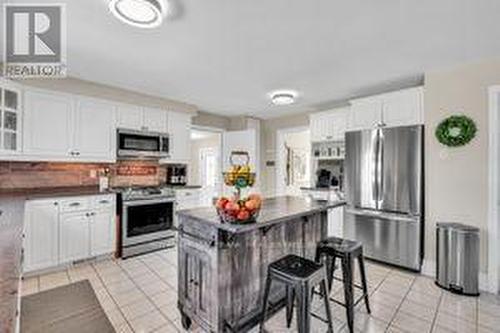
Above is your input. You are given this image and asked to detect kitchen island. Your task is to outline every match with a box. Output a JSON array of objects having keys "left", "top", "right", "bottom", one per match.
[{"left": 176, "top": 196, "right": 345, "bottom": 333}]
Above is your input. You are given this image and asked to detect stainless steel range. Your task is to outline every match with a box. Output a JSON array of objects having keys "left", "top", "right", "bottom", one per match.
[{"left": 120, "top": 187, "right": 176, "bottom": 258}]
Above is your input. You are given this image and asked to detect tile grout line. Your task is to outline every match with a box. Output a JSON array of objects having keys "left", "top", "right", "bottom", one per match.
[
  {"left": 384, "top": 272, "right": 417, "bottom": 333},
  {"left": 137, "top": 253, "right": 182, "bottom": 331},
  {"left": 91, "top": 260, "right": 136, "bottom": 333},
  {"left": 428, "top": 290, "right": 444, "bottom": 333}
]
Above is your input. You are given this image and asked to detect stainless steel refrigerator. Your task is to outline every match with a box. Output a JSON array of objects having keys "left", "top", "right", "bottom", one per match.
[{"left": 344, "top": 125, "right": 423, "bottom": 271}]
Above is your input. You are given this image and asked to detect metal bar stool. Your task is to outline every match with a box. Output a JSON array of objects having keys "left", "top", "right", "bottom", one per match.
[
  {"left": 315, "top": 237, "right": 370, "bottom": 333},
  {"left": 260, "top": 254, "right": 334, "bottom": 333}
]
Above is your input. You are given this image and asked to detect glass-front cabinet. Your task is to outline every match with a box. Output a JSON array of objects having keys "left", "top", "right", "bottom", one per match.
[{"left": 0, "top": 84, "right": 21, "bottom": 153}]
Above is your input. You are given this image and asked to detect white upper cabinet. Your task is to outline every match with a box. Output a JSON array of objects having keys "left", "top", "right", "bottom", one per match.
[
  {"left": 0, "top": 82, "right": 22, "bottom": 154},
  {"left": 348, "top": 97, "right": 383, "bottom": 131},
  {"left": 74, "top": 98, "right": 116, "bottom": 162},
  {"left": 23, "top": 90, "right": 74, "bottom": 157},
  {"left": 116, "top": 104, "right": 143, "bottom": 130},
  {"left": 310, "top": 107, "right": 349, "bottom": 142},
  {"left": 166, "top": 111, "right": 192, "bottom": 163},
  {"left": 143, "top": 107, "right": 168, "bottom": 132},
  {"left": 24, "top": 89, "right": 117, "bottom": 162},
  {"left": 381, "top": 87, "right": 424, "bottom": 127},
  {"left": 348, "top": 87, "right": 424, "bottom": 131}
]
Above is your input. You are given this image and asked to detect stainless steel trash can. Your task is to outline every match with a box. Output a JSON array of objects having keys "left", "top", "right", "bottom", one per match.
[{"left": 436, "top": 223, "right": 480, "bottom": 296}]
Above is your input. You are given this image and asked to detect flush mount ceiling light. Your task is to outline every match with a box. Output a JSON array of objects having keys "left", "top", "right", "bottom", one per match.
[
  {"left": 270, "top": 90, "right": 297, "bottom": 106},
  {"left": 109, "top": 0, "right": 166, "bottom": 28}
]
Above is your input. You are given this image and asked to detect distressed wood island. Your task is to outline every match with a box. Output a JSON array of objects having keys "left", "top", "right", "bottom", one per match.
[{"left": 176, "top": 196, "right": 345, "bottom": 332}]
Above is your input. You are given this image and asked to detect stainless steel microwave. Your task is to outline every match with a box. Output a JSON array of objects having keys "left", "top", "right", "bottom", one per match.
[{"left": 117, "top": 128, "right": 169, "bottom": 159}]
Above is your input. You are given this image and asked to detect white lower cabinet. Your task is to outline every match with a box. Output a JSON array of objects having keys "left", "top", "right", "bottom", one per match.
[
  {"left": 24, "top": 194, "right": 116, "bottom": 273},
  {"left": 328, "top": 207, "right": 344, "bottom": 237},
  {"left": 90, "top": 209, "right": 115, "bottom": 256},
  {"left": 59, "top": 212, "right": 90, "bottom": 263},
  {"left": 175, "top": 188, "right": 203, "bottom": 210},
  {"left": 24, "top": 199, "right": 59, "bottom": 272}
]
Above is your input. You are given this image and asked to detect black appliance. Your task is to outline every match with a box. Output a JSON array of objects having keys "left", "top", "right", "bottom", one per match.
[
  {"left": 316, "top": 169, "right": 332, "bottom": 188},
  {"left": 166, "top": 164, "right": 187, "bottom": 186}
]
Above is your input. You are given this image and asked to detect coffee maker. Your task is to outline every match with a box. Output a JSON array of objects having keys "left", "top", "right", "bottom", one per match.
[{"left": 166, "top": 164, "right": 187, "bottom": 186}]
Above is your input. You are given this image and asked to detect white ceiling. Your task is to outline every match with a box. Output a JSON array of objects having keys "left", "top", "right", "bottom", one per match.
[{"left": 4, "top": 0, "right": 500, "bottom": 118}]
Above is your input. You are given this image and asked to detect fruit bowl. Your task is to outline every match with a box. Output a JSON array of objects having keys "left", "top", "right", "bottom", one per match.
[
  {"left": 216, "top": 206, "right": 260, "bottom": 224},
  {"left": 215, "top": 194, "right": 262, "bottom": 224}
]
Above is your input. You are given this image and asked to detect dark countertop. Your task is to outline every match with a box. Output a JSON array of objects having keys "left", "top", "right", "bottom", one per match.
[
  {"left": 0, "top": 186, "right": 116, "bottom": 200},
  {"left": 166, "top": 185, "right": 202, "bottom": 190},
  {"left": 300, "top": 186, "right": 341, "bottom": 192},
  {"left": 0, "top": 198, "right": 24, "bottom": 333},
  {"left": 177, "top": 196, "right": 346, "bottom": 234}
]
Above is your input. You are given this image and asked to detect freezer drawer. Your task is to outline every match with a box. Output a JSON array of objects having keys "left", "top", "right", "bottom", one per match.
[{"left": 344, "top": 208, "right": 422, "bottom": 271}]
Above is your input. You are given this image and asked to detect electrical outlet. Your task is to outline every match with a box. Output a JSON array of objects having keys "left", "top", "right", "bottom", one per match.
[{"left": 90, "top": 169, "right": 97, "bottom": 178}]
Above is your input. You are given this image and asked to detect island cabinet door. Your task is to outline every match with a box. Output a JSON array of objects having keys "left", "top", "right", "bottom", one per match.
[{"left": 178, "top": 240, "right": 216, "bottom": 329}]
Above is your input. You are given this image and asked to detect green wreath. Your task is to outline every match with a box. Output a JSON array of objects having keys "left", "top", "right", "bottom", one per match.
[{"left": 435, "top": 115, "right": 477, "bottom": 147}]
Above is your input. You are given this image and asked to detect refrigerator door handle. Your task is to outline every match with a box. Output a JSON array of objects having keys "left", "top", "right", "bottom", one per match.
[
  {"left": 377, "top": 129, "right": 384, "bottom": 206},
  {"left": 371, "top": 130, "right": 379, "bottom": 204},
  {"left": 345, "top": 207, "right": 420, "bottom": 223}
]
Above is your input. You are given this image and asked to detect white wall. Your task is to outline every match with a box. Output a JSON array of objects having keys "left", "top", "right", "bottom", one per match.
[
  {"left": 424, "top": 58, "right": 500, "bottom": 276},
  {"left": 189, "top": 134, "right": 221, "bottom": 186}
]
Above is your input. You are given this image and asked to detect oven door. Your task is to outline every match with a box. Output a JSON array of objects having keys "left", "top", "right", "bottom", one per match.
[{"left": 122, "top": 198, "right": 176, "bottom": 246}]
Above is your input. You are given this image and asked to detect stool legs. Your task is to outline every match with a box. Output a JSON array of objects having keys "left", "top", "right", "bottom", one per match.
[
  {"left": 358, "top": 255, "right": 371, "bottom": 314},
  {"left": 341, "top": 256, "right": 355, "bottom": 333},
  {"left": 320, "top": 279, "right": 334, "bottom": 333},
  {"left": 295, "top": 283, "right": 311, "bottom": 333},
  {"left": 285, "top": 285, "right": 295, "bottom": 328},
  {"left": 260, "top": 274, "right": 272, "bottom": 332}
]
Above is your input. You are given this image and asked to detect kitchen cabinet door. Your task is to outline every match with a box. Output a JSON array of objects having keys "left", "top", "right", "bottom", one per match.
[
  {"left": 74, "top": 98, "right": 116, "bottom": 162},
  {"left": 90, "top": 209, "right": 115, "bottom": 256},
  {"left": 59, "top": 212, "right": 90, "bottom": 263},
  {"left": 382, "top": 87, "right": 424, "bottom": 127},
  {"left": 143, "top": 108, "right": 168, "bottom": 132},
  {"left": 24, "top": 200, "right": 59, "bottom": 272},
  {"left": 167, "top": 111, "right": 191, "bottom": 163},
  {"left": 328, "top": 207, "right": 344, "bottom": 237},
  {"left": 0, "top": 83, "right": 22, "bottom": 154},
  {"left": 348, "top": 97, "right": 383, "bottom": 131},
  {"left": 116, "top": 104, "right": 143, "bottom": 130},
  {"left": 23, "top": 90, "right": 74, "bottom": 157}
]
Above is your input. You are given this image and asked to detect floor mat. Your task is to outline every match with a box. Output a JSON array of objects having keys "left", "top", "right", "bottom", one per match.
[{"left": 21, "top": 280, "right": 115, "bottom": 333}]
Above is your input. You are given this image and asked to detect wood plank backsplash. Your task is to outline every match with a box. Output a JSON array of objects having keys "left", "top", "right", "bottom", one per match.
[{"left": 0, "top": 161, "right": 167, "bottom": 189}]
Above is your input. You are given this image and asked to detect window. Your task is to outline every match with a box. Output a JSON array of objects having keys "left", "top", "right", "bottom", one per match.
[{"left": 0, "top": 85, "right": 21, "bottom": 151}]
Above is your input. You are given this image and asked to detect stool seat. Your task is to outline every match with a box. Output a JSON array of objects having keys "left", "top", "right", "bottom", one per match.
[
  {"left": 270, "top": 255, "right": 323, "bottom": 279},
  {"left": 317, "top": 237, "right": 362, "bottom": 256}
]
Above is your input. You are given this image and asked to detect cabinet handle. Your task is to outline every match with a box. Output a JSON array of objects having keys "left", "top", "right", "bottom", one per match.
[
  {"left": 69, "top": 202, "right": 81, "bottom": 207},
  {"left": 54, "top": 202, "right": 58, "bottom": 206},
  {"left": 75, "top": 151, "right": 80, "bottom": 156},
  {"left": 99, "top": 200, "right": 110, "bottom": 204}
]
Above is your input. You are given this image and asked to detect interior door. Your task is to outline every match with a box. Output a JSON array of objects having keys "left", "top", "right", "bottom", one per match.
[
  {"left": 378, "top": 126, "right": 423, "bottom": 215},
  {"left": 345, "top": 129, "right": 379, "bottom": 210},
  {"left": 222, "top": 129, "right": 259, "bottom": 195}
]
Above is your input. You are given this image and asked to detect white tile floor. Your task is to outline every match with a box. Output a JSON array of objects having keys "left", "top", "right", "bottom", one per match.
[{"left": 21, "top": 248, "right": 500, "bottom": 333}]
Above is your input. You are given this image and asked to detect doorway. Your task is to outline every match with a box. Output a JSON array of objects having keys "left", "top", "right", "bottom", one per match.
[
  {"left": 190, "top": 127, "right": 223, "bottom": 206},
  {"left": 488, "top": 85, "right": 500, "bottom": 294},
  {"left": 276, "top": 127, "right": 311, "bottom": 196}
]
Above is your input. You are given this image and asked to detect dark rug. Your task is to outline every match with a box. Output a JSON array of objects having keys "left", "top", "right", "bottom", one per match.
[{"left": 21, "top": 280, "right": 115, "bottom": 333}]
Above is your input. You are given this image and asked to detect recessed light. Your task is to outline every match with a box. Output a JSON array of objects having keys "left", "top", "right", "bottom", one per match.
[
  {"left": 270, "top": 90, "right": 297, "bottom": 106},
  {"left": 109, "top": 0, "right": 166, "bottom": 28}
]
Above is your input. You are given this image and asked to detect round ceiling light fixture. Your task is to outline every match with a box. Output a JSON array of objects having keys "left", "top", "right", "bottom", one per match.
[
  {"left": 270, "top": 90, "right": 297, "bottom": 106},
  {"left": 109, "top": 0, "right": 166, "bottom": 28}
]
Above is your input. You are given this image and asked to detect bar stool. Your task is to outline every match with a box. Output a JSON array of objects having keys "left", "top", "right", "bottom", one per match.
[
  {"left": 315, "top": 237, "right": 371, "bottom": 333},
  {"left": 260, "top": 254, "right": 334, "bottom": 333}
]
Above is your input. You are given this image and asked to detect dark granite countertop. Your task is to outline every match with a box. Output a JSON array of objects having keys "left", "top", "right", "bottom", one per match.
[
  {"left": 300, "top": 186, "right": 341, "bottom": 192},
  {"left": 0, "top": 198, "right": 24, "bottom": 333},
  {"left": 0, "top": 186, "right": 116, "bottom": 200},
  {"left": 166, "top": 185, "right": 203, "bottom": 190},
  {"left": 177, "top": 196, "right": 346, "bottom": 234}
]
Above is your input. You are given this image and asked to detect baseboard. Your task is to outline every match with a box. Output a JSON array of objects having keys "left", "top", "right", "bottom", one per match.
[{"left": 421, "top": 259, "right": 491, "bottom": 293}]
